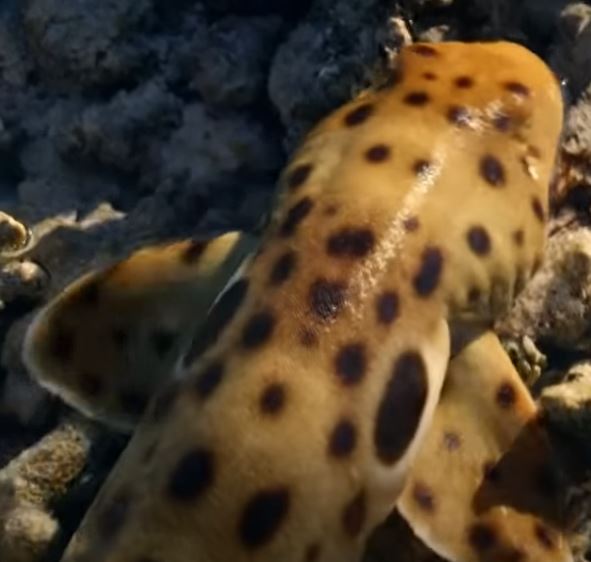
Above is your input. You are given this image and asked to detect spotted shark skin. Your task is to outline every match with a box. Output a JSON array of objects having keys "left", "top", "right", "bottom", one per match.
[
  {"left": 398, "top": 330, "right": 572, "bottom": 562},
  {"left": 23, "top": 231, "right": 258, "bottom": 431},
  {"left": 23, "top": 41, "right": 566, "bottom": 562}
]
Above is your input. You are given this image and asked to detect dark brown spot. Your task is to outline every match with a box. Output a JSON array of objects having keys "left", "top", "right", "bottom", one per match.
[
  {"left": 443, "top": 430, "right": 461, "bottom": 451},
  {"left": 195, "top": 361, "right": 224, "bottom": 399},
  {"left": 467, "top": 226, "right": 492, "bottom": 256},
  {"left": 111, "top": 326, "right": 129, "bottom": 348},
  {"left": 404, "top": 92, "right": 430, "bottom": 106},
  {"left": 151, "top": 329, "right": 176, "bottom": 357},
  {"left": 181, "top": 239, "right": 207, "bottom": 264},
  {"left": 468, "top": 523, "right": 497, "bottom": 551},
  {"left": 342, "top": 490, "right": 366, "bottom": 537},
  {"left": 506, "top": 548, "right": 527, "bottom": 562},
  {"left": 327, "top": 227, "right": 375, "bottom": 258},
  {"left": 79, "top": 373, "right": 103, "bottom": 397},
  {"left": 309, "top": 279, "right": 346, "bottom": 320},
  {"left": 455, "top": 76, "right": 474, "bottom": 88},
  {"left": 280, "top": 197, "right": 314, "bottom": 237},
  {"left": 239, "top": 488, "right": 290, "bottom": 549},
  {"left": 75, "top": 280, "right": 100, "bottom": 306},
  {"left": 468, "top": 287, "right": 481, "bottom": 303},
  {"left": 532, "top": 196, "right": 545, "bottom": 223},
  {"left": 534, "top": 523, "right": 555, "bottom": 550},
  {"left": 365, "top": 144, "right": 391, "bottom": 162},
  {"left": 513, "top": 229, "right": 524, "bottom": 247},
  {"left": 413, "top": 159, "right": 433, "bottom": 177},
  {"left": 412, "top": 160, "right": 433, "bottom": 176},
  {"left": 374, "top": 351, "right": 428, "bottom": 464},
  {"left": 305, "top": 543, "right": 321, "bottom": 562},
  {"left": 120, "top": 390, "right": 147, "bottom": 415},
  {"left": 412, "top": 481, "right": 435, "bottom": 512},
  {"left": 480, "top": 154, "right": 506, "bottom": 187},
  {"left": 97, "top": 491, "right": 131, "bottom": 539},
  {"left": 299, "top": 327, "right": 318, "bottom": 347},
  {"left": 324, "top": 204, "right": 339, "bottom": 216},
  {"left": 287, "top": 164, "right": 313, "bottom": 191},
  {"left": 411, "top": 44, "right": 438, "bottom": 57},
  {"left": 528, "top": 145, "right": 542, "bottom": 158},
  {"left": 403, "top": 216, "right": 420, "bottom": 232},
  {"left": 422, "top": 72, "right": 437, "bottom": 81},
  {"left": 344, "top": 103, "right": 374, "bottom": 127},
  {"left": 504, "top": 81, "right": 530, "bottom": 97},
  {"left": 269, "top": 251, "right": 296, "bottom": 286},
  {"left": 242, "top": 310, "right": 275, "bottom": 349},
  {"left": 447, "top": 105, "right": 471, "bottom": 127},
  {"left": 167, "top": 448, "right": 214, "bottom": 501},
  {"left": 328, "top": 418, "right": 357, "bottom": 458},
  {"left": 496, "top": 382, "right": 516, "bottom": 409},
  {"left": 49, "top": 325, "right": 74, "bottom": 362},
  {"left": 493, "top": 112, "right": 512, "bottom": 132},
  {"left": 260, "top": 383, "right": 286, "bottom": 415},
  {"left": 483, "top": 460, "right": 502, "bottom": 484},
  {"left": 376, "top": 291, "right": 399, "bottom": 325},
  {"left": 184, "top": 278, "right": 249, "bottom": 363},
  {"left": 335, "top": 343, "right": 366, "bottom": 385},
  {"left": 413, "top": 246, "right": 443, "bottom": 297}
]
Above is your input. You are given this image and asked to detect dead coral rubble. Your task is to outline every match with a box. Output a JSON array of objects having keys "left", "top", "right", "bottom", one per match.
[{"left": 1, "top": 1, "right": 591, "bottom": 562}]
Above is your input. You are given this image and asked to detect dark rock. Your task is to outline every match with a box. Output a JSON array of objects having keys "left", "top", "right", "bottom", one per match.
[{"left": 23, "top": 0, "right": 153, "bottom": 89}]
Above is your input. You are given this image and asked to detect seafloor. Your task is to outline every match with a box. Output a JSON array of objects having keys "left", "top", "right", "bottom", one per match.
[{"left": 2, "top": 0, "right": 591, "bottom": 561}]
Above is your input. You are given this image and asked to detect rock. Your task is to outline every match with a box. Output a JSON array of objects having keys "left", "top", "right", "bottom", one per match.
[
  {"left": 549, "top": 4, "right": 591, "bottom": 205},
  {"left": 190, "top": 16, "right": 283, "bottom": 108},
  {"left": 18, "top": 129, "right": 121, "bottom": 219},
  {"left": 56, "top": 82, "right": 182, "bottom": 176},
  {"left": 407, "top": 0, "right": 456, "bottom": 9},
  {"left": 520, "top": 0, "right": 568, "bottom": 45},
  {"left": 550, "top": 2, "right": 591, "bottom": 100},
  {"left": 416, "top": 24, "right": 459, "bottom": 42},
  {"left": 558, "top": 84, "right": 591, "bottom": 198},
  {"left": 23, "top": 0, "right": 152, "bottom": 89},
  {"left": 1, "top": 313, "right": 55, "bottom": 429},
  {"left": 22, "top": 205, "right": 126, "bottom": 295},
  {"left": 0, "top": 262, "right": 48, "bottom": 305},
  {"left": 199, "top": 0, "right": 311, "bottom": 17},
  {"left": 0, "top": 1, "right": 587, "bottom": 561},
  {"left": 159, "top": 103, "right": 282, "bottom": 187},
  {"left": 363, "top": 511, "right": 446, "bottom": 562},
  {"left": 497, "top": 226, "right": 591, "bottom": 352},
  {"left": 0, "top": 502, "right": 58, "bottom": 562},
  {"left": 501, "top": 335, "right": 548, "bottom": 387},
  {"left": 538, "top": 362, "right": 591, "bottom": 561},
  {"left": 0, "top": 419, "right": 93, "bottom": 562},
  {"left": 0, "top": 212, "right": 34, "bottom": 260},
  {"left": 0, "top": 2, "right": 33, "bottom": 88},
  {"left": 269, "top": 0, "right": 411, "bottom": 147},
  {"left": 540, "top": 362, "right": 591, "bottom": 476}
]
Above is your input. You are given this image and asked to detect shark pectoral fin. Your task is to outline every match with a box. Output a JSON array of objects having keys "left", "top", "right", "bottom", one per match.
[
  {"left": 22, "top": 231, "right": 256, "bottom": 431},
  {"left": 397, "top": 330, "right": 572, "bottom": 562}
]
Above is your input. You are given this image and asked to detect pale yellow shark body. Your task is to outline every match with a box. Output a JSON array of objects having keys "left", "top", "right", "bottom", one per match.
[
  {"left": 22, "top": 41, "right": 566, "bottom": 562},
  {"left": 23, "top": 231, "right": 258, "bottom": 430}
]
